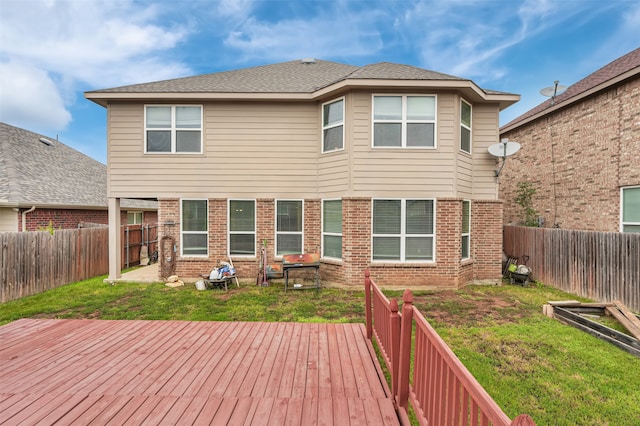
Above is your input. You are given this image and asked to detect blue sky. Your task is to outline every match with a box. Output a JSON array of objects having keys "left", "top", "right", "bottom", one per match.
[{"left": 1, "top": 0, "right": 639, "bottom": 164}]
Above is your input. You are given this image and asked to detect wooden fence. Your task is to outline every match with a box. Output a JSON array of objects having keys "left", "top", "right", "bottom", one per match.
[
  {"left": 0, "top": 228, "right": 109, "bottom": 302},
  {"left": 121, "top": 223, "right": 158, "bottom": 269},
  {"left": 504, "top": 226, "right": 640, "bottom": 312},
  {"left": 364, "top": 270, "right": 535, "bottom": 426}
]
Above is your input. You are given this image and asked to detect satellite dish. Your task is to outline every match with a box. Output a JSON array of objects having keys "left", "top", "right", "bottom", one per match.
[
  {"left": 540, "top": 80, "right": 567, "bottom": 104},
  {"left": 488, "top": 138, "right": 521, "bottom": 177},
  {"left": 488, "top": 139, "right": 521, "bottom": 158}
]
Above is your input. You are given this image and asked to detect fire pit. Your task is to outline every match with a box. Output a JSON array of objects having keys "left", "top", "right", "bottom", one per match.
[{"left": 281, "top": 253, "right": 320, "bottom": 291}]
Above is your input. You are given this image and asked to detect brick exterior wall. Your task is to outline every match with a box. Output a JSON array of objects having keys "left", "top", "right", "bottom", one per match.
[
  {"left": 500, "top": 77, "right": 640, "bottom": 231},
  {"left": 17, "top": 208, "right": 158, "bottom": 231},
  {"left": 20, "top": 208, "right": 108, "bottom": 231},
  {"left": 157, "top": 197, "right": 503, "bottom": 288}
]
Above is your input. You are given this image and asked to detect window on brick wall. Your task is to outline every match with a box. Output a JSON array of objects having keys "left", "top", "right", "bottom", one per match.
[
  {"left": 181, "top": 199, "right": 208, "bottom": 256},
  {"left": 621, "top": 186, "right": 640, "bottom": 233},
  {"left": 229, "top": 200, "right": 255, "bottom": 256},
  {"left": 461, "top": 200, "right": 471, "bottom": 260},
  {"left": 322, "top": 199, "right": 342, "bottom": 259},
  {"left": 127, "top": 211, "right": 143, "bottom": 225},
  {"left": 276, "top": 200, "right": 303, "bottom": 256},
  {"left": 372, "top": 199, "right": 435, "bottom": 262}
]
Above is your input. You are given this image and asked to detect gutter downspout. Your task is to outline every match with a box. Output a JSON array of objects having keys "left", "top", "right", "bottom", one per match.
[{"left": 21, "top": 206, "right": 36, "bottom": 231}]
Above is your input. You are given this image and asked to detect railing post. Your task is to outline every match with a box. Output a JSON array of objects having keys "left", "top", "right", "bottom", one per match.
[
  {"left": 397, "top": 289, "right": 414, "bottom": 408},
  {"left": 364, "top": 269, "right": 372, "bottom": 339},
  {"left": 511, "top": 414, "right": 536, "bottom": 425},
  {"left": 390, "top": 298, "right": 400, "bottom": 398}
]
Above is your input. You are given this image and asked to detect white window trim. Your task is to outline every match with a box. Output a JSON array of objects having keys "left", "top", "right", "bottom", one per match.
[
  {"left": 371, "top": 94, "right": 438, "bottom": 149},
  {"left": 180, "top": 198, "right": 208, "bottom": 258},
  {"left": 620, "top": 185, "right": 640, "bottom": 232},
  {"left": 461, "top": 200, "right": 471, "bottom": 260},
  {"left": 460, "top": 99, "right": 472, "bottom": 154},
  {"left": 371, "top": 198, "right": 436, "bottom": 263},
  {"left": 322, "top": 97, "right": 345, "bottom": 153},
  {"left": 144, "top": 105, "right": 203, "bottom": 154},
  {"left": 228, "top": 199, "right": 257, "bottom": 257},
  {"left": 275, "top": 199, "right": 304, "bottom": 257},
  {"left": 322, "top": 198, "right": 342, "bottom": 260}
]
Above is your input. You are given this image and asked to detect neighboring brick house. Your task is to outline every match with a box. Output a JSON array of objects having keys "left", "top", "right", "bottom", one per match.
[
  {"left": 500, "top": 48, "right": 640, "bottom": 232},
  {"left": 0, "top": 123, "right": 157, "bottom": 232},
  {"left": 85, "top": 59, "right": 519, "bottom": 287}
]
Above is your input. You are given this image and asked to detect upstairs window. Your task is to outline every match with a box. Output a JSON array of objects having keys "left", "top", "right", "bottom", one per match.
[
  {"left": 229, "top": 200, "right": 256, "bottom": 256},
  {"left": 181, "top": 199, "right": 208, "bottom": 256},
  {"left": 372, "top": 199, "right": 435, "bottom": 262},
  {"left": 322, "top": 199, "right": 342, "bottom": 259},
  {"left": 322, "top": 98, "right": 344, "bottom": 152},
  {"left": 276, "top": 200, "right": 303, "bottom": 256},
  {"left": 373, "top": 95, "right": 436, "bottom": 148},
  {"left": 145, "top": 105, "right": 202, "bottom": 153},
  {"left": 621, "top": 186, "right": 640, "bottom": 233},
  {"left": 461, "top": 200, "right": 471, "bottom": 259},
  {"left": 460, "top": 99, "right": 472, "bottom": 153}
]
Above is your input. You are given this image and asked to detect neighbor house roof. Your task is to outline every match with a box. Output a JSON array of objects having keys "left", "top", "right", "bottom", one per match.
[
  {"left": 0, "top": 122, "right": 156, "bottom": 210},
  {"left": 501, "top": 47, "right": 640, "bottom": 132},
  {"left": 86, "top": 59, "right": 519, "bottom": 110}
]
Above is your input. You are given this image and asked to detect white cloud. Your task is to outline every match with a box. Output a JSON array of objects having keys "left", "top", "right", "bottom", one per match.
[
  {"left": 0, "top": 0, "right": 192, "bottom": 133},
  {"left": 397, "top": 0, "right": 617, "bottom": 84},
  {"left": 0, "top": 60, "right": 72, "bottom": 131},
  {"left": 223, "top": 5, "right": 385, "bottom": 62}
]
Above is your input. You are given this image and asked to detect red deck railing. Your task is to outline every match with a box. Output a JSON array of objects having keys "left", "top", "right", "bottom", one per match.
[{"left": 364, "top": 270, "right": 536, "bottom": 426}]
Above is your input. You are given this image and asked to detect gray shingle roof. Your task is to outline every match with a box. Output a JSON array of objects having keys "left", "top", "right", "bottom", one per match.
[
  {"left": 0, "top": 123, "right": 156, "bottom": 210},
  {"left": 86, "top": 59, "right": 507, "bottom": 96},
  {"left": 87, "top": 60, "right": 360, "bottom": 94}
]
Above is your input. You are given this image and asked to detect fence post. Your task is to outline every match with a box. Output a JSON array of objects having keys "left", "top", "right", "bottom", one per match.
[
  {"left": 364, "top": 269, "right": 372, "bottom": 339},
  {"left": 397, "top": 289, "right": 413, "bottom": 408},
  {"left": 390, "top": 297, "right": 400, "bottom": 399}
]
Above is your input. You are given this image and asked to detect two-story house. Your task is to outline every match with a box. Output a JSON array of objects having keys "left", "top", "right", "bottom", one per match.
[
  {"left": 85, "top": 59, "right": 519, "bottom": 287},
  {"left": 500, "top": 47, "right": 640, "bottom": 232}
]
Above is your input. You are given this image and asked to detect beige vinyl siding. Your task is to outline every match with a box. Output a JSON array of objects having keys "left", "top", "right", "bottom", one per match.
[
  {"left": 106, "top": 94, "right": 503, "bottom": 201},
  {"left": 350, "top": 91, "right": 457, "bottom": 198},
  {"left": 470, "top": 103, "right": 500, "bottom": 199},
  {"left": 108, "top": 102, "right": 320, "bottom": 199},
  {"left": 0, "top": 208, "right": 18, "bottom": 232}
]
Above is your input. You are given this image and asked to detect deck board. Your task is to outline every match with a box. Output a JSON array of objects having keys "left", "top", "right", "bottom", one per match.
[{"left": 0, "top": 318, "right": 399, "bottom": 425}]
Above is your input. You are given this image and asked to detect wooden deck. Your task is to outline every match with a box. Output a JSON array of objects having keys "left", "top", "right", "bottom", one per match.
[{"left": 0, "top": 319, "right": 399, "bottom": 425}]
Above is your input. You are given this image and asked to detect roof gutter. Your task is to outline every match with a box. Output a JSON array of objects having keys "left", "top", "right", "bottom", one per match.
[{"left": 21, "top": 206, "right": 36, "bottom": 232}]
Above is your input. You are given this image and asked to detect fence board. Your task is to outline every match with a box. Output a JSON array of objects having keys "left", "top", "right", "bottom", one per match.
[
  {"left": 0, "top": 228, "right": 109, "bottom": 302},
  {"left": 504, "top": 226, "right": 640, "bottom": 312}
]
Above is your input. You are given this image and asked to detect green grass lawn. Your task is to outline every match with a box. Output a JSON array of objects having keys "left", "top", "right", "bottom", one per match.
[{"left": 1, "top": 276, "right": 638, "bottom": 425}]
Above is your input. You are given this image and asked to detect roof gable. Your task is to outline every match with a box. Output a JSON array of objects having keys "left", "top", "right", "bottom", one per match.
[{"left": 502, "top": 47, "right": 640, "bottom": 131}]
